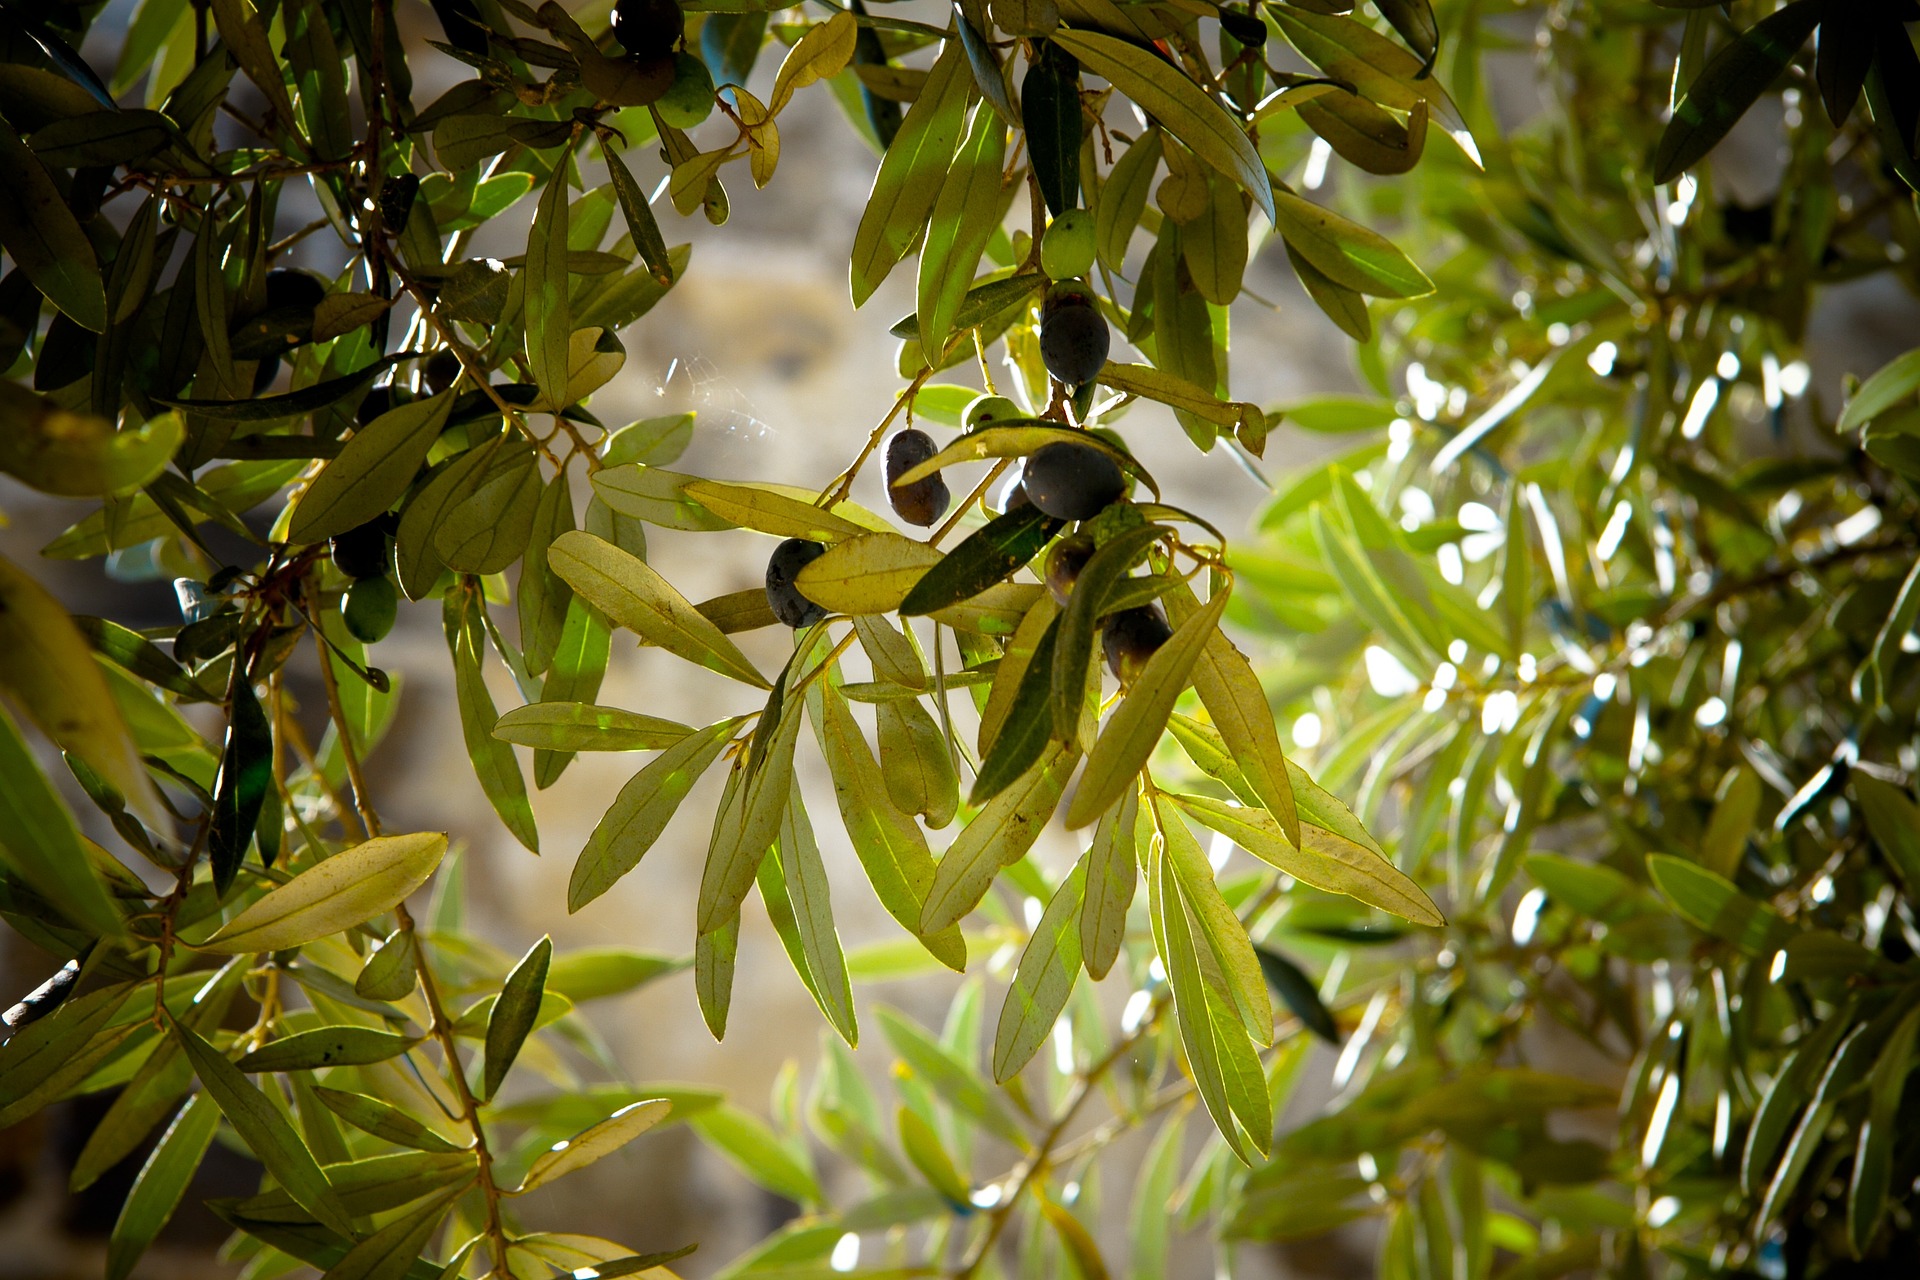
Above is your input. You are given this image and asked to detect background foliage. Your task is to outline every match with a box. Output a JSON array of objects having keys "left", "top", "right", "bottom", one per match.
[{"left": 2, "top": 0, "right": 1920, "bottom": 1277}]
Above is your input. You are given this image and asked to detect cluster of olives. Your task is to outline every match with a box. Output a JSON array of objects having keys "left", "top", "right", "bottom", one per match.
[
  {"left": 332, "top": 501, "right": 400, "bottom": 644},
  {"left": 610, "top": 0, "right": 713, "bottom": 126},
  {"left": 1043, "top": 532, "right": 1172, "bottom": 684}
]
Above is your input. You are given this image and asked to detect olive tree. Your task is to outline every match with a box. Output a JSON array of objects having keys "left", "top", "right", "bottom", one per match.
[{"left": 0, "top": 0, "right": 1918, "bottom": 1276}]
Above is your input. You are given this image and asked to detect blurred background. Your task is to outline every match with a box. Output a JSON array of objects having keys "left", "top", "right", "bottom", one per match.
[{"left": 2, "top": 1, "right": 1913, "bottom": 1277}]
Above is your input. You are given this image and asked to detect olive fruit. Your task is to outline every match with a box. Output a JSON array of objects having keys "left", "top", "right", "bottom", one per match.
[
  {"left": 656, "top": 52, "right": 715, "bottom": 129},
  {"left": 343, "top": 574, "right": 399, "bottom": 643},
  {"left": 614, "top": 0, "right": 684, "bottom": 61},
  {"left": 264, "top": 268, "right": 327, "bottom": 311},
  {"left": 1040, "top": 210, "right": 1098, "bottom": 280},
  {"left": 357, "top": 384, "right": 393, "bottom": 426},
  {"left": 331, "top": 519, "right": 390, "bottom": 580},
  {"left": 1101, "top": 605, "right": 1172, "bottom": 684},
  {"left": 963, "top": 394, "right": 1024, "bottom": 432},
  {"left": 1039, "top": 279, "right": 1110, "bottom": 389},
  {"left": 1021, "top": 441, "right": 1125, "bottom": 521},
  {"left": 766, "top": 538, "right": 829, "bottom": 628},
  {"left": 422, "top": 349, "right": 461, "bottom": 395},
  {"left": 1045, "top": 534, "right": 1094, "bottom": 605},
  {"left": 886, "top": 428, "right": 950, "bottom": 527},
  {"left": 991, "top": 464, "right": 1032, "bottom": 515}
]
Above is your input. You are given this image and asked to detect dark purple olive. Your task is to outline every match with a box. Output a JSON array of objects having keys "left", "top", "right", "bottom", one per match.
[
  {"left": 1045, "top": 534, "right": 1094, "bottom": 606},
  {"left": 423, "top": 349, "right": 461, "bottom": 395},
  {"left": 330, "top": 519, "right": 390, "bottom": 580},
  {"left": 886, "top": 428, "right": 950, "bottom": 527},
  {"left": 1039, "top": 280, "right": 1109, "bottom": 389},
  {"left": 357, "top": 384, "right": 394, "bottom": 426},
  {"left": 264, "top": 268, "right": 327, "bottom": 311},
  {"left": 766, "top": 538, "right": 829, "bottom": 628},
  {"left": 614, "top": 0, "right": 685, "bottom": 61},
  {"left": 1021, "top": 441, "right": 1125, "bottom": 521},
  {"left": 1101, "top": 605, "right": 1172, "bottom": 684}
]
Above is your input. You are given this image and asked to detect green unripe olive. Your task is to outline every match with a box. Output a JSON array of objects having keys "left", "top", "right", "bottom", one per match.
[
  {"left": 963, "top": 394, "right": 1023, "bottom": 432},
  {"left": 1040, "top": 210, "right": 1097, "bottom": 280},
  {"left": 1045, "top": 534, "right": 1095, "bottom": 605},
  {"left": 656, "top": 52, "right": 715, "bottom": 129},
  {"left": 1101, "top": 604, "right": 1172, "bottom": 684},
  {"left": 343, "top": 574, "right": 398, "bottom": 643}
]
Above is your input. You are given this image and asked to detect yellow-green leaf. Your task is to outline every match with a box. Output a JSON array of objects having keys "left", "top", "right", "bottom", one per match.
[
  {"left": 513, "top": 1099, "right": 672, "bottom": 1194},
  {"left": 682, "top": 478, "right": 867, "bottom": 541},
  {"left": 199, "top": 833, "right": 449, "bottom": 953},
  {"left": 795, "top": 531, "right": 942, "bottom": 615},
  {"left": 290, "top": 391, "right": 455, "bottom": 543},
  {"left": 992, "top": 860, "right": 1084, "bottom": 1081},
  {"left": 493, "top": 702, "right": 692, "bottom": 752}
]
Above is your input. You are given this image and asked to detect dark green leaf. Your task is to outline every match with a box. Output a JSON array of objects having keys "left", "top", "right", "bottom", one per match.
[
  {"left": 483, "top": 934, "right": 552, "bottom": 1101},
  {"left": 900, "top": 503, "right": 1062, "bottom": 616}
]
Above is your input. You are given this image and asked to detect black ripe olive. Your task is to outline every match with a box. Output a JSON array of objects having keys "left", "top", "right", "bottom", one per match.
[
  {"left": 1045, "top": 534, "right": 1094, "bottom": 606},
  {"left": 885, "top": 428, "right": 950, "bottom": 527},
  {"left": 614, "top": 0, "right": 685, "bottom": 61},
  {"left": 378, "top": 174, "right": 420, "bottom": 233},
  {"left": 264, "top": 268, "right": 327, "bottom": 311},
  {"left": 766, "top": 538, "right": 829, "bottom": 628},
  {"left": 992, "top": 464, "right": 1033, "bottom": 515},
  {"left": 357, "top": 383, "right": 393, "bottom": 426},
  {"left": 1219, "top": 7, "right": 1267, "bottom": 47},
  {"left": 1039, "top": 279, "right": 1109, "bottom": 389},
  {"left": 1101, "top": 605, "right": 1172, "bottom": 684},
  {"left": 1021, "top": 441, "right": 1125, "bottom": 521},
  {"left": 331, "top": 519, "right": 391, "bottom": 580},
  {"left": 343, "top": 574, "right": 399, "bottom": 643},
  {"left": 423, "top": 349, "right": 462, "bottom": 395}
]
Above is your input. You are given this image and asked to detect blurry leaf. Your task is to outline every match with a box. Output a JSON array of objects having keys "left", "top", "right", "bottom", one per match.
[
  {"left": 1854, "top": 773, "right": 1920, "bottom": 902},
  {"left": 1066, "top": 588, "right": 1227, "bottom": 828},
  {"left": 1052, "top": 29, "right": 1274, "bottom": 223},
  {"left": 992, "top": 859, "right": 1084, "bottom": 1081},
  {"left": 105, "top": 1092, "right": 220, "bottom": 1280},
  {"left": 483, "top": 935, "right": 551, "bottom": 1101},
  {"left": 1254, "top": 946, "right": 1338, "bottom": 1044},
  {"left": 0, "top": 124, "right": 105, "bottom": 331},
  {"left": 1129, "top": 1111, "right": 1185, "bottom": 1279},
  {"left": 0, "top": 702, "right": 123, "bottom": 937},
  {"left": 1653, "top": 0, "right": 1823, "bottom": 183},
  {"left": 290, "top": 391, "right": 454, "bottom": 543},
  {"left": 514, "top": 1099, "right": 672, "bottom": 1193},
  {"left": 544, "top": 947, "right": 688, "bottom": 1002},
  {"left": 898, "top": 1105, "right": 971, "bottom": 1202},
  {"left": 200, "top": 832, "right": 448, "bottom": 952},
  {"left": 0, "top": 390, "right": 181, "bottom": 496},
  {"left": 1839, "top": 348, "right": 1920, "bottom": 434},
  {"left": 1647, "top": 854, "right": 1791, "bottom": 955},
  {"left": 1849, "top": 1005, "right": 1918, "bottom": 1255},
  {"left": 549, "top": 531, "right": 768, "bottom": 687},
  {"left": 173, "top": 1021, "right": 354, "bottom": 1235},
  {"left": 493, "top": 702, "right": 692, "bottom": 752},
  {"left": 877, "top": 1006, "right": 1028, "bottom": 1148},
  {"left": 236, "top": 1027, "right": 420, "bottom": 1073},
  {"left": 570, "top": 718, "right": 740, "bottom": 912},
  {"left": 1702, "top": 766, "right": 1760, "bottom": 878},
  {"left": 691, "top": 1103, "right": 822, "bottom": 1203}
]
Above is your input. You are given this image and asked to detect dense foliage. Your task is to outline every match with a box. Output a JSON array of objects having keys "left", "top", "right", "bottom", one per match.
[{"left": 1, "top": 0, "right": 1919, "bottom": 1277}]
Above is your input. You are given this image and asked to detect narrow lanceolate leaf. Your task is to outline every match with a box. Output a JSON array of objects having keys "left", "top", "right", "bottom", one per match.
[
  {"left": 493, "top": 703, "right": 692, "bottom": 752},
  {"left": 514, "top": 1099, "right": 673, "bottom": 1194},
  {"left": 1270, "top": 191, "right": 1432, "bottom": 299},
  {"left": 972, "top": 614, "right": 1060, "bottom": 803},
  {"left": 534, "top": 596, "right": 611, "bottom": 790},
  {"left": 1850, "top": 1005, "right": 1920, "bottom": 1255},
  {"left": 447, "top": 592, "right": 539, "bottom": 853},
  {"left": 1066, "top": 588, "right": 1228, "bottom": 829},
  {"left": 1853, "top": 774, "right": 1920, "bottom": 903},
  {"left": 604, "top": 146, "right": 675, "bottom": 286},
  {"left": 312, "top": 1088, "right": 467, "bottom": 1154},
  {"left": 1169, "top": 792, "right": 1442, "bottom": 926},
  {"left": 1255, "top": 947, "right": 1338, "bottom": 1044},
  {"left": 200, "top": 833, "right": 449, "bottom": 952},
  {"left": 810, "top": 683, "right": 967, "bottom": 970},
  {"left": 290, "top": 391, "right": 455, "bottom": 542},
  {"left": 569, "top": 718, "right": 740, "bottom": 912},
  {"left": 852, "top": 614, "right": 927, "bottom": 691},
  {"left": 1653, "top": 0, "right": 1824, "bottom": 183},
  {"left": 917, "top": 101, "right": 1010, "bottom": 359},
  {"left": 993, "top": 860, "right": 1085, "bottom": 1081},
  {"left": 923, "top": 744, "right": 1074, "bottom": 933},
  {"left": 1165, "top": 581, "right": 1299, "bottom": 849},
  {"left": 322, "top": 1184, "right": 464, "bottom": 1280},
  {"left": 525, "top": 164, "right": 572, "bottom": 410},
  {"left": 1151, "top": 851, "right": 1250, "bottom": 1164},
  {"left": 0, "top": 553, "right": 163, "bottom": 831},
  {"left": 696, "top": 903, "right": 739, "bottom": 1040},
  {"left": 796, "top": 531, "right": 943, "bottom": 615},
  {"left": 0, "top": 702, "right": 122, "bottom": 937},
  {"left": 769, "top": 788, "right": 857, "bottom": 1044},
  {"left": 484, "top": 935, "right": 552, "bottom": 1101},
  {"left": 0, "top": 125, "right": 106, "bottom": 331},
  {"left": 898, "top": 1105, "right": 971, "bottom": 1203},
  {"left": 691, "top": 1103, "right": 823, "bottom": 1204},
  {"left": 698, "top": 693, "right": 804, "bottom": 934},
  {"left": 851, "top": 41, "right": 973, "bottom": 305},
  {"left": 1050, "top": 29, "right": 1274, "bottom": 223},
  {"left": 0, "top": 983, "right": 136, "bottom": 1118},
  {"left": 1158, "top": 800, "right": 1271, "bottom": 1044},
  {"left": 209, "top": 670, "right": 273, "bottom": 893},
  {"left": 1023, "top": 46, "right": 1081, "bottom": 216},
  {"left": 172, "top": 1022, "right": 354, "bottom": 1236},
  {"left": 682, "top": 479, "right": 867, "bottom": 542},
  {"left": 106, "top": 1092, "right": 220, "bottom": 1280},
  {"left": 1080, "top": 788, "right": 1138, "bottom": 979},
  {"left": 235, "top": 1027, "right": 420, "bottom": 1073},
  {"left": 1098, "top": 127, "right": 1162, "bottom": 273},
  {"left": 1053, "top": 524, "right": 1163, "bottom": 741},
  {"left": 900, "top": 504, "right": 1063, "bottom": 616},
  {"left": 548, "top": 531, "right": 769, "bottom": 687},
  {"left": 1647, "top": 854, "right": 1791, "bottom": 955}
]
